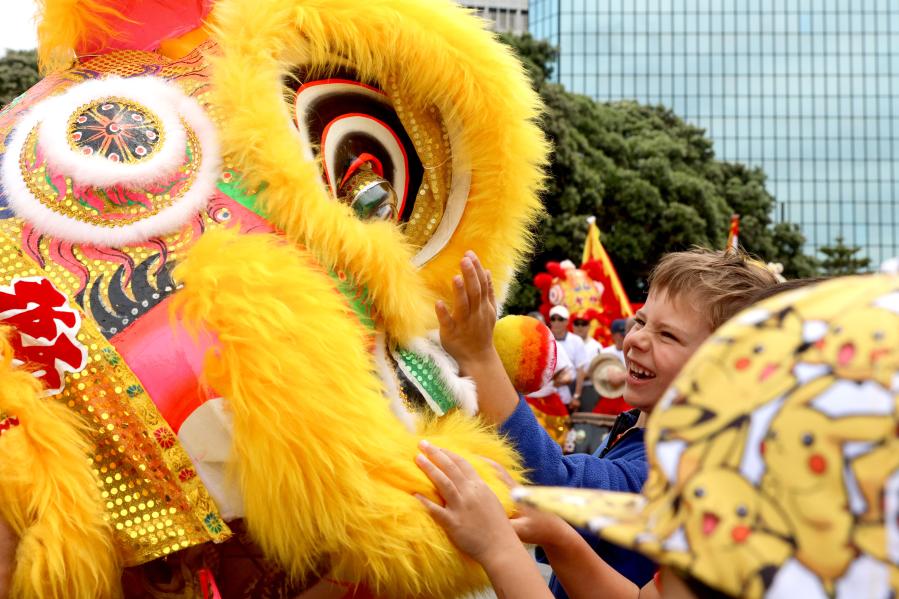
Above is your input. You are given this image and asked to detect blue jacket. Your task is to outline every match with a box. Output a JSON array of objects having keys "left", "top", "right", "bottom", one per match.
[{"left": 499, "top": 399, "right": 656, "bottom": 596}]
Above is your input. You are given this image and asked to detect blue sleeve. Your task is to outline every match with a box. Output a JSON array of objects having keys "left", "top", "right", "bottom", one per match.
[{"left": 499, "top": 398, "right": 647, "bottom": 492}]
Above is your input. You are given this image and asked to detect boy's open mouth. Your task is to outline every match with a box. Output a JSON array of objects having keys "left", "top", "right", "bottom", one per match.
[{"left": 628, "top": 361, "right": 656, "bottom": 380}]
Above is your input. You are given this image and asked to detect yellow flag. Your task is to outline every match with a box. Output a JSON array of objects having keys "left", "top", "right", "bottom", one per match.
[{"left": 582, "top": 217, "right": 634, "bottom": 317}]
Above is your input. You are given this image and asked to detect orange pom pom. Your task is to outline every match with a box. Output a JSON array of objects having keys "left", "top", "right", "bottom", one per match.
[{"left": 493, "top": 315, "right": 556, "bottom": 395}]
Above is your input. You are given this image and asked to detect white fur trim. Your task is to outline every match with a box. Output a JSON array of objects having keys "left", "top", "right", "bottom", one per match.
[
  {"left": 372, "top": 332, "right": 417, "bottom": 432},
  {"left": 411, "top": 333, "right": 479, "bottom": 416},
  {"left": 37, "top": 77, "right": 189, "bottom": 188},
  {"left": 1, "top": 78, "right": 220, "bottom": 247},
  {"left": 494, "top": 264, "right": 516, "bottom": 310}
]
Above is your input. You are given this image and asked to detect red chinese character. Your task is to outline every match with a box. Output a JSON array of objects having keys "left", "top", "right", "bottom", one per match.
[
  {"left": 0, "top": 278, "right": 77, "bottom": 340},
  {"left": 0, "top": 277, "right": 87, "bottom": 394}
]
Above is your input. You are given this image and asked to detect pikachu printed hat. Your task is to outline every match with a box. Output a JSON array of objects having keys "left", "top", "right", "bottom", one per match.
[{"left": 515, "top": 274, "right": 899, "bottom": 599}]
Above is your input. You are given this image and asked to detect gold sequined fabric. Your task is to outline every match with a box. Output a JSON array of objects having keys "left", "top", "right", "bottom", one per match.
[
  {"left": 0, "top": 45, "right": 230, "bottom": 565},
  {"left": 0, "top": 222, "right": 230, "bottom": 565},
  {"left": 386, "top": 79, "right": 452, "bottom": 248}
]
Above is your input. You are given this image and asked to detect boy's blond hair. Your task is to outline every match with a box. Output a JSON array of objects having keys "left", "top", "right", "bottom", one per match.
[{"left": 648, "top": 248, "right": 779, "bottom": 331}]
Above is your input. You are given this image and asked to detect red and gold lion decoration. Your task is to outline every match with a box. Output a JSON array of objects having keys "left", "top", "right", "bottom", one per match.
[
  {"left": 533, "top": 218, "right": 635, "bottom": 345},
  {"left": 534, "top": 259, "right": 617, "bottom": 346}
]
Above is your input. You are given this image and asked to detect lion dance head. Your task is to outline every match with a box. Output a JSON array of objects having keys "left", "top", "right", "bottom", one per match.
[{"left": 0, "top": 1, "right": 548, "bottom": 597}]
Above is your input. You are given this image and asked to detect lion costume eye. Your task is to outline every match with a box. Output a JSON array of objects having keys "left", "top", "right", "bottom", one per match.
[
  {"left": 287, "top": 68, "right": 471, "bottom": 265},
  {"left": 292, "top": 75, "right": 420, "bottom": 224}
]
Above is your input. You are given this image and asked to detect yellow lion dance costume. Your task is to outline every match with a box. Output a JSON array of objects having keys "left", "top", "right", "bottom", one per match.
[{"left": 0, "top": 1, "right": 547, "bottom": 597}]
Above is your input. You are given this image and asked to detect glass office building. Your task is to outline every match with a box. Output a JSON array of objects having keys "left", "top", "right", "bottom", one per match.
[{"left": 530, "top": 0, "right": 898, "bottom": 264}]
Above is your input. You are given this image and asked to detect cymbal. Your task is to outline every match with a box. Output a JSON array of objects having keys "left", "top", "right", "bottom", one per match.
[{"left": 589, "top": 353, "right": 626, "bottom": 397}]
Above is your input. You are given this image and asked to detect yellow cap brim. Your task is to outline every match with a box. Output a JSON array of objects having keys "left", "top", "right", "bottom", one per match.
[
  {"left": 511, "top": 485, "right": 681, "bottom": 570},
  {"left": 512, "top": 486, "right": 648, "bottom": 535}
]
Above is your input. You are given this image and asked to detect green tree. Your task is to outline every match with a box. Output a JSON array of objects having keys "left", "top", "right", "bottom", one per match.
[
  {"left": 498, "top": 34, "right": 818, "bottom": 312},
  {"left": 818, "top": 236, "right": 871, "bottom": 276},
  {"left": 0, "top": 50, "right": 40, "bottom": 108}
]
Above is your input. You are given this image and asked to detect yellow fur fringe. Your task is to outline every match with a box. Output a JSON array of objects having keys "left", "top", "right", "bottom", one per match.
[
  {"left": 36, "top": 0, "right": 125, "bottom": 73},
  {"left": 174, "top": 229, "right": 525, "bottom": 598},
  {"left": 208, "top": 0, "right": 548, "bottom": 341},
  {"left": 0, "top": 328, "right": 120, "bottom": 599}
]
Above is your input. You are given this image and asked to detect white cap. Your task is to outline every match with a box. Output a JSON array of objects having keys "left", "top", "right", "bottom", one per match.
[{"left": 549, "top": 305, "right": 570, "bottom": 320}]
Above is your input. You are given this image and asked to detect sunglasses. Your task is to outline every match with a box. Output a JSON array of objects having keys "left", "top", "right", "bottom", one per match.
[
  {"left": 573, "top": 319, "right": 590, "bottom": 326},
  {"left": 549, "top": 316, "right": 567, "bottom": 322}
]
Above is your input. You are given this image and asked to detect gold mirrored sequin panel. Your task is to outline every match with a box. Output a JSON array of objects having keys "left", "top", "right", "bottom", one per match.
[{"left": 0, "top": 225, "right": 230, "bottom": 565}]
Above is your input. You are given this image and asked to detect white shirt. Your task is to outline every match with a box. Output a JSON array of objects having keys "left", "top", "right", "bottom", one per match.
[
  {"left": 555, "top": 333, "right": 586, "bottom": 404},
  {"left": 558, "top": 332, "right": 588, "bottom": 370},
  {"left": 601, "top": 344, "right": 625, "bottom": 365},
  {"left": 581, "top": 337, "right": 603, "bottom": 386}
]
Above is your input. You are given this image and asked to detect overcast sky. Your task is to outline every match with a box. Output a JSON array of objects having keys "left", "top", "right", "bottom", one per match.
[{"left": 1, "top": 0, "right": 38, "bottom": 52}]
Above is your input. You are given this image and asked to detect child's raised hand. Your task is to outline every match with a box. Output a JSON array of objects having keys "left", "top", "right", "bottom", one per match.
[
  {"left": 435, "top": 252, "right": 520, "bottom": 424},
  {"left": 414, "top": 440, "right": 520, "bottom": 565},
  {"left": 436, "top": 251, "right": 498, "bottom": 370}
]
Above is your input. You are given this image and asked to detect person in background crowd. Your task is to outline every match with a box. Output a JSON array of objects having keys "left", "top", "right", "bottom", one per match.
[
  {"left": 547, "top": 305, "right": 587, "bottom": 411},
  {"left": 571, "top": 312, "right": 603, "bottom": 413},
  {"left": 592, "top": 317, "right": 630, "bottom": 418},
  {"left": 600, "top": 319, "right": 627, "bottom": 364}
]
